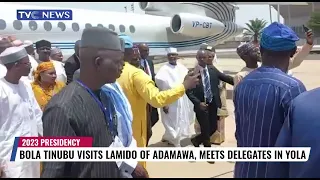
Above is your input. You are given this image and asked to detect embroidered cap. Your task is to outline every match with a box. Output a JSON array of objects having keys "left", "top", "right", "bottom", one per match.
[
  {"left": 0, "top": 46, "right": 28, "bottom": 64},
  {"left": 166, "top": 47, "right": 178, "bottom": 54}
]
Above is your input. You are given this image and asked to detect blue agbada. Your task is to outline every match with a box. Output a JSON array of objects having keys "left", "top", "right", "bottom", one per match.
[
  {"left": 260, "top": 22, "right": 299, "bottom": 51},
  {"left": 233, "top": 22, "right": 306, "bottom": 178},
  {"left": 268, "top": 88, "right": 320, "bottom": 178}
]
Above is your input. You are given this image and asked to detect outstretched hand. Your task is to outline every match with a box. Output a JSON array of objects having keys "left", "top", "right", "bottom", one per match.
[{"left": 183, "top": 71, "right": 200, "bottom": 89}]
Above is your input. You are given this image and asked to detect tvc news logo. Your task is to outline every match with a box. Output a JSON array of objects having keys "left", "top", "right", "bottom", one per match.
[{"left": 17, "top": 10, "right": 73, "bottom": 20}]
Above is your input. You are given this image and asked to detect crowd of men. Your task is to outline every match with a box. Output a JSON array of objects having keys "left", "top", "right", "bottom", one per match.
[{"left": 0, "top": 21, "right": 319, "bottom": 178}]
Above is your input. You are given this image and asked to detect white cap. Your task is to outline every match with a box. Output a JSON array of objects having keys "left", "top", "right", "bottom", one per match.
[
  {"left": 50, "top": 47, "right": 62, "bottom": 55},
  {"left": 166, "top": 47, "right": 178, "bottom": 54},
  {"left": 22, "top": 40, "right": 33, "bottom": 47},
  {"left": 0, "top": 46, "right": 28, "bottom": 64}
]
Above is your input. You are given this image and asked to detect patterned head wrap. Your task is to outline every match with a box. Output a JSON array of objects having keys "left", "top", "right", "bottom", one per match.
[
  {"left": 260, "top": 22, "right": 299, "bottom": 51},
  {"left": 237, "top": 42, "right": 257, "bottom": 57},
  {"left": 33, "top": 61, "right": 55, "bottom": 83}
]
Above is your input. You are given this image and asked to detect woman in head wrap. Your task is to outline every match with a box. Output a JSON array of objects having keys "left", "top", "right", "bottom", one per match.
[
  {"left": 50, "top": 47, "right": 63, "bottom": 62},
  {"left": 31, "top": 61, "right": 65, "bottom": 110},
  {"left": 31, "top": 61, "right": 65, "bottom": 173}
]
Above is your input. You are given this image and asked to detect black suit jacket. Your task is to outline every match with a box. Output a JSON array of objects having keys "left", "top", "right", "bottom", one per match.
[
  {"left": 64, "top": 54, "right": 80, "bottom": 85},
  {"left": 186, "top": 66, "right": 234, "bottom": 112},
  {"left": 145, "top": 59, "right": 159, "bottom": 125},
  {"left": 146, "top": 59, "right": 156, "bottom": 81}
]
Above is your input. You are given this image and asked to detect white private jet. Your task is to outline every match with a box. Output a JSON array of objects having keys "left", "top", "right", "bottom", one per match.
[
  {"left": 0, "top": 2, "right": 245, "bottom": 59},
  {"left": 0, "top": 2, "right": 311, "bottom": 59}
]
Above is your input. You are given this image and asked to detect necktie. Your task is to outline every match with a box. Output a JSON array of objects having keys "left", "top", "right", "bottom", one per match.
[
  {"left": 143, "top": 60, "right": 149, "bottom": 75},
  {"left": 203, "top": 68, "right": 213, "bottom": 103}
]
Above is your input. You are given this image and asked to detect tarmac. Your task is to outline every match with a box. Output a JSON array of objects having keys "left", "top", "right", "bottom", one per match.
[{"left": 146, "top": 57, "right": 320, "bottom": 178}]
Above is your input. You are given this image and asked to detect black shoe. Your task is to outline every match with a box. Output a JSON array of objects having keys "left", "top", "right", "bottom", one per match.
[
  {"left": 161, "top": 139, "right": 168, "bottom": 143},
  {"left": 191, "top": 138, "right": 200, "bottom": 147}
]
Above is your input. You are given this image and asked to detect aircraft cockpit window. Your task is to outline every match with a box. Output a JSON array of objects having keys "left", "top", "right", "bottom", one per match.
[
  {"left": 58, "top": 22, "right": 66, "bottom": 31},
  {"left": 44, "top": 21, "right": 52, "bottom": 31},
  {"left": 72, "top": 23, "right": 80, "bottom": 32},
  {"left": 119, "top": 25, "right": 125, "bottom": 33},
  {"left": 108, "top": 24, "right": 115, "bottom": 31},
  {"left": 0, "top": 19, "right": 6, "bottom": 30},
  {"left": 129, "top": 25, "right": 135, "bottom": 33},
  {"left": 85, "top": 23, "right": 92, "bottom": 28},
  {"left": 97, "top": 24, "right": 104, "bottom": 28},
  {"left": 13, "top": 20, "right": 23, "bottom": 30},
  {"left": 29, "top": 21, "right": 37, "bottom": 31}
]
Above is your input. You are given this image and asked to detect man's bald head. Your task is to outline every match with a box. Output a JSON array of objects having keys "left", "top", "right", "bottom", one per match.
[
  {"left": 197, "top": 50, "right": 207, "bottom": 56},
  {"left": 138, "top": 43, "right": 149, "bottom": 59},
  {"left": 196, "top": 50, "right": 208, "bottom": 67}
]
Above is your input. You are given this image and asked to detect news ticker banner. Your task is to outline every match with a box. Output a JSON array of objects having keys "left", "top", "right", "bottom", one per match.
[{"left": 11, "top": 137, "right": 310, "bottom": 162}]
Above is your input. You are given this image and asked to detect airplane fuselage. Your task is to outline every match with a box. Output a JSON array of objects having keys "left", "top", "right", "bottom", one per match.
[{"left": 0, "top": 2, "right": 244, "bottom": 58}]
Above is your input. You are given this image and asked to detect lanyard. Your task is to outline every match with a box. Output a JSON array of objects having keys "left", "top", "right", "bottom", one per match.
[{"left": 76, "top": 80, "right": 117, "bottom": 138}]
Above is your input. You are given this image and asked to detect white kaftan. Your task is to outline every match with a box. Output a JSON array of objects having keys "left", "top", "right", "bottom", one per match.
[
  {"left": 0, "top": 78, "right": 43, "bottom": 178},
  {"left": 155, "top": 62, "right": 195, "bottom": 147}
]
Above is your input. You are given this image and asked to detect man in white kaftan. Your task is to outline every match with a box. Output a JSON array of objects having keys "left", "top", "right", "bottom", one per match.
[
  {"left": 0, "top": 38, "right": 38, "bottom": 83},
  {"left": 155, "top": 47, "right": 195, "bottom": 147},
  {"left": 0, "top": 46, "right": 43, "bottom": 178}
]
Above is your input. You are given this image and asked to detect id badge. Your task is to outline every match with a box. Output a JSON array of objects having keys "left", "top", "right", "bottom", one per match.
[{"left": 110, "top": 136, "right": 124, "bottom": 148}]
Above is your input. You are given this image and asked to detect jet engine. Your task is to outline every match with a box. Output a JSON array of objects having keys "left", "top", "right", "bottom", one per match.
[
  {"left": 139, "top": 2, "right": 158, "bottom": 11},
  {"left": 170, "top": 13, "right": 225, "bottom": 38}
]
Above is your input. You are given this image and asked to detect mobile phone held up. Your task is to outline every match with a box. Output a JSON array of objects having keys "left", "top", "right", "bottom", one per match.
[{"left": 302, "top": 25, "right": 310, "bottom": 33}]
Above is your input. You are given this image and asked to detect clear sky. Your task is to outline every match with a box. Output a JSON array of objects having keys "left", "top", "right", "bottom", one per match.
[{"left": 12, "top": 2, "right": 284, "bottom": 26}]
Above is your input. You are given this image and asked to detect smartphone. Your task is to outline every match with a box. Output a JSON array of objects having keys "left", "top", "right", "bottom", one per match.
[{"left": 302, "top": 25, "right": 310, "bottom": 33}]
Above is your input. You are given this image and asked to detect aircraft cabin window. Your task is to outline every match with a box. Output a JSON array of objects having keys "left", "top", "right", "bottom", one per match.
[
  {"left": 72, "top": 23, "right": 80, "bottom": 32},
  {"left": 85, "top": 23, "right": 92, "bottom": 28},
  {"left": 129, "top": 25, "right": 135, "bottom": 33},
  {"left": 0, "top": 19, "right": 6, "bottom": 30},
  {"left": 13, "top": 20, "right": 23, "bottom": 30},
  {"left": 97, "top": 24, "right": 104, "bottom": 28},
  {"left": 119, "top": 25, "right": 126, "bottom": 33},
  {"left": 58, "top": 22, "right": 66, "bottom": 31},
  {"left": 44, "top": 21, "right": 52, "bottom": 31},
  {"left": 109, "top": 24, "right": 115, "bottom": 31},
  {"left": 29, "top": 21, "right": 37, "bottom": 31}
]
